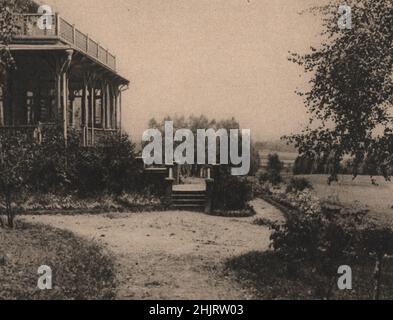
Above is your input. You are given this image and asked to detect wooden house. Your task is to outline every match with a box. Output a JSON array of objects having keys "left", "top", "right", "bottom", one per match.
[{"left": 0, "top": 0, "right": 129, "bottom": 145}]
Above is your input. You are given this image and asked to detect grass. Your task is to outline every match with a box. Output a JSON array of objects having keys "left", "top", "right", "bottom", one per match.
[
  {"left": 225, "top": 251, "right": 393, "bottom": 300},
  {"left": 12, "top": 192, "right": 164, "bottom": 215},
  {"left": 296, "top": 175, "right": 393, "bottom": 225},
  {"left": 0, "top": 221, "right": 117, "bottom": 300}
]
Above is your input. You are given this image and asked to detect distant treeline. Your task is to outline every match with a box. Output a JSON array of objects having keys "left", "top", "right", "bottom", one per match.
[
  {"left": 254, "top": 140, "right": 297, "bottom": 153},
  {"left": 293, "top": 154, "right": 392, "bottom": 176}
]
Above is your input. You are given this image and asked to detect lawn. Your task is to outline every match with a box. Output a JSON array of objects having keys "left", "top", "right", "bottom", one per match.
[
  {"left": 0, "top": 222, "right": 117, "bottom": 300},
  {"left": 297, "top": 174, "right": 393, "bottom": 224},
  {"left": 259, "top": 150, "right": 298, "bottom": 168}
]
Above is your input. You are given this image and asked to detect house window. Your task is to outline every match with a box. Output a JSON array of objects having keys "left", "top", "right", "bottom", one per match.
[
  {"left": 26, "top": 91, "right": 34, "bottom": 125},
  {"left": 95, "top": 90, "right": 103, "bottom": 128},
  {"left": 69, "top": 90, "right": 83, "bottom": 129}
]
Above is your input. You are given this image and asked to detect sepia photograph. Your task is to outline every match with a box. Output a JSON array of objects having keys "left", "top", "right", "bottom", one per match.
[{"left": 1, "top": 0, "right": 393, "bottom": 307}]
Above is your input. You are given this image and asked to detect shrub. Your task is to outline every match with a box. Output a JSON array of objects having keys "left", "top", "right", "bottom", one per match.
[
  {"left": 358, "top": 226, "right": 393, "bottom": 300},
  {"left": 212, "top": 168, "right": 252, "bottom": 211},
  {"left": 29, "top": 126, "right": 80, "bottom": 193},
  {"left": 286, "top": 177, "right": 313, "bottom": 193},
  {"left": 99, "top": 133, "right": 141, "bottom": 194},
  {"left": 269, "top": 202, "right": 366, "bottom": 299},
  {"left": 28, "top": 129, "right": 142, "bottom": 197},
  {"left": 0, "top": 133, "right": 36, "bottom": 227},
  {"left": 28, "top": 130, "right": 65, "bottom": 193},
  {"left": 257, "top": 171, "right": 270, "bottom": 183},
  {"left": 259, "top": 154, "right": 284, "bottom": 185},
  {"left": 73, "top": 147, "right": 105, "bottom": 196}
]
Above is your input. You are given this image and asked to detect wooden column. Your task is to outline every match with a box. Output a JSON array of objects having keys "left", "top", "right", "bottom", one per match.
[
  {"left": 112, "top": 85, "right": 119, "bottom": 130},
  {"left": 100, "top": 84, "right": 104, "bottom": 129},
  {"left": 53, "top": 50, "right": 73, "bottom": 144},
  {"left": 90, "top": 87, "right": 95, "bottom": 145},
  {"left": 71, "top": 94, "right": 75, "bottom": 129},
  {"left": 119, "top": 90, "right": 122, "bottom": 132},
  {"left": 112, "top": 87, "right": 117, "bottom": 129},
  {"left": 62, "top": 72, "right": 68, "bottom": 144},
  {"left": 106, "top": 83, "right": 111, "bottom": 129},
  {"left": 83, "top": 83, "right": 89, "bottom": 146}
]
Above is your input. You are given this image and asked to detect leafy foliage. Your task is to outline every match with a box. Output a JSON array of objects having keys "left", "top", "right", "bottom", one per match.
[
  {"left": 98, "top": 133, "right": 140, "bottom": 194},
  {"left": 269, "top": 187, "right": 393, "bottom": 299},
  {"left": 148, "top": 115, "right": 260, "bottom": 176},
  {"left": 286, "top": 177, "right": 313, "bottom": 193},
  {"left": 285, "top": 0, "right": 393, "bottom": 182},
  {"left": 212, "top": 166, "right": 252, "bottom": 211},
  {"left": 0, "top": 0, "right": 31, "bottom": 76},
  {"left": 0, "top": 128, "right": 142, "bottom": 226},
  {"left": 270, "top": 202, "right": 365, "bottom": 298},
  {"left": 259, "top": 153, "right": 283, "bottom": 185},
  {"left": 0, "top": 133, "right": 36, "bottom": 227}
]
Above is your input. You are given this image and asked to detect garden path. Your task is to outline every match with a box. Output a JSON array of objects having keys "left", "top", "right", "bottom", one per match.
[{"left": 23, "top": 199, "right": 284, "bottom": 299}]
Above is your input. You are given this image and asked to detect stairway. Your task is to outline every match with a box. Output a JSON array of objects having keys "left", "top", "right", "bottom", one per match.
[{"left": 171, "top": 190, "right": 207, "bottom": 211}]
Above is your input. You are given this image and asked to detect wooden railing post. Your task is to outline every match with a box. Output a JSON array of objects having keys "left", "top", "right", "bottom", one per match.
[
  {"left": 72, "top": 24, "right": 76, "bottom": 44},
  {"left": 165, "top": 164, "right": 175, "bottom": 208},
  {"left": 56, "top": 13, "right": 61, "bottom": 36}
]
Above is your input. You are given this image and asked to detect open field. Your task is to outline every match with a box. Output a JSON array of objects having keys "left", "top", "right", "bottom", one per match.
[
  {"left": 259, "top": 150, "right": 297, "bottom": 170},
  {"left": 259, "top": 150, "right": 298, "bottom": 162},
  {"left": 297, "top": 175, "right": 393, "bottom": 224}
]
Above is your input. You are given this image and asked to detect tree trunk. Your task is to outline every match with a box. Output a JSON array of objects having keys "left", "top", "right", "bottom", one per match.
[
  {"left": 373, "top": 254, "right": 383, "bottom": 300},
  {"left": 325, "top": 275, "right": 336, "bottom": 300},
  {"left": 5, "top": 191, "right": 13, "bottom": 229}
]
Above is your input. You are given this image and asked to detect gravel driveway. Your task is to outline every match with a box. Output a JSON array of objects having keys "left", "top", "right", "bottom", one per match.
[{"left": 23, "top": 199, "right": 283, "bottom": 300}]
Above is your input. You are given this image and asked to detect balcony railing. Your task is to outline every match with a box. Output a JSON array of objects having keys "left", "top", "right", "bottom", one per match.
[{"left": 13, "top": 14, "right": 117, "bottom": 71}]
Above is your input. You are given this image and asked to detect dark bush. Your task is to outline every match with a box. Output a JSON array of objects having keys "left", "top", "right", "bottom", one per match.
[
  {"left": 212, "top": 167, "right": 252, "bottom": 211},
  {"left": 259, "top": 154, "right": 284, "bottom": 185},
  {"left": 28, "top": 126, "right": 71, "bottom": 193},
  {"left": 269, "top": 206, "right": 365, "bottom": 299},
  {"left": 257, "top": 171, "right": 270, "bottom": 183},
  {"left": 99, "top": 133, "right": 141, "bottom": 194},
  {"left": 73, "top": 147, "right": 105, "bottom": 196},
  {"left": 27, "top": 129, "right": 142, "bottom": 196},
  {"left": 0, "top": 132, "right": 36, "bottom": 227},
  {"left": 286, "top": 177, "right": 313, "bottom": 193}
]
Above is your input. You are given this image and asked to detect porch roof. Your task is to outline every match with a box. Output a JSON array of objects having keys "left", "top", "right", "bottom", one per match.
[
  {"left": 9, "top": 0, "right": 130, "bottom": 86},
  {"left": 2, "top": 44, "right": 129, "bottom": 86}
]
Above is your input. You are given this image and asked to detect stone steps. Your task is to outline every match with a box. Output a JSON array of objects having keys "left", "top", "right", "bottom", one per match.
[{"left": 171, "top": 190, "right": 207, "bottom": 211}]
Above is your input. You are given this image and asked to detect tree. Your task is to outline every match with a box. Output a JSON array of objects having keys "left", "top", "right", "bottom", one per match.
[
  {"left": 266, "top": 153, "right": 283, "bottom": 185},
  {"left": 1, "top": 0, "right": 31, "bottom": 116},
  {"left": 0, "top": 133, "right": 36, "bottom": 228},
  {"left": 285, "top": 0, "right": 393, "bottom": 182},
  {"left": 147, "top": 115, "right": 259, "bottom": 176},
  {"left": 0, "top": 0, "right": 30, "bottom": 71}
]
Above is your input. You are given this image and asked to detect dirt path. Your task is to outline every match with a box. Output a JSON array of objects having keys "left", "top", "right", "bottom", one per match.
[{"left": 23, "top": 200, "right": 283, "bottom": 300}]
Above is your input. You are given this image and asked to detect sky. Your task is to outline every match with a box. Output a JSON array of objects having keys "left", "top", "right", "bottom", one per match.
[{"left": 45, "top": 0, "right": 325, "bottom": 142}]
